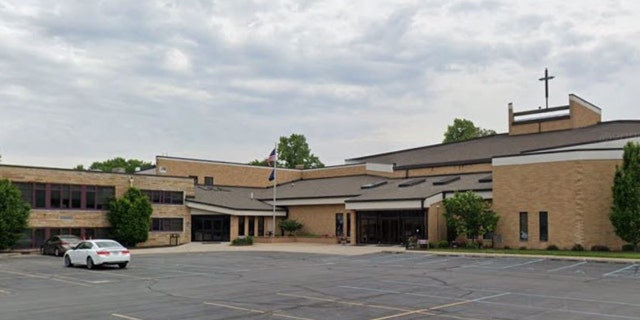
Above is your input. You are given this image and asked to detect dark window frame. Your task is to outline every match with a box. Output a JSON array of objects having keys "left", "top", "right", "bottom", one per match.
[
  {"left": 519, "top": 212, "right": 528, "bottom": 241},
  {"left": 539, "top": 211, "right": 548, "bottom": 242},
  {"left": 12, "top": 182, "right": 113, "bottom": 211},
  {"left": 141, "top": 190, "right": 184, "bottom": 205},
  {"left": 151, "top": 218, "right": 184, "bottom": 232}
]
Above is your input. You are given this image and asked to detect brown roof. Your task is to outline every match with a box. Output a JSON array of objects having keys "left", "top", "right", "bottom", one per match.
[
  {"left": 188, "top": 185, "right": 277, "bottom": 211},
  {"left": 256, "top": 175, "right": 388, "bottom": 200},
  {"left": 347, "top": 121, "right": 640, "bottom": 169},
  {"left": 346, "top": 172, "right": 492, "bottom": 202}
]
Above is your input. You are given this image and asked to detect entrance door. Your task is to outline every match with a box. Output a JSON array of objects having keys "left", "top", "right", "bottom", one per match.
[{"left": 192, "top": 216, "right": 230, "bottom": 242}]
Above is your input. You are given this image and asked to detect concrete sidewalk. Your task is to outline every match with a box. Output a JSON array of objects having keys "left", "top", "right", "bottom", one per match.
[{"left": 130, "top": 242, "right": 406, "bottom": 256}]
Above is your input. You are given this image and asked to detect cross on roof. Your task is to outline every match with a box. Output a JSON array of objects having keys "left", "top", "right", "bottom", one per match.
[{"left": 538, "top": 68, "right": 555, "bottom": 109}]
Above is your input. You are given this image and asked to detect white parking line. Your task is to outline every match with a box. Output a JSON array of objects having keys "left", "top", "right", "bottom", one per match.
[
  {"left": 603, "top": 264, "right": 638, "bottom": 277},
  {"left": 0, "top": 289, "right": 10, "bottom": 294},
  {"left": 112, "top": 313, "right": 143, "bottom": 320},
  {"left": 547, "top": 261, "right": 586, "bottom": 273},
  {"left": 500, "top": 258, "right": 545, "bottom": 269}
]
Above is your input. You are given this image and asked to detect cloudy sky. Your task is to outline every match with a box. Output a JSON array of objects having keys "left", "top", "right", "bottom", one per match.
[{"left": 2, "top": 0, "right": 640, "bottom": 169}]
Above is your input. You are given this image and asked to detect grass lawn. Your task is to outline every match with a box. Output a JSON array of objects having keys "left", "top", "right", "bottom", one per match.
[{"left": 426, "top": 248, "right": 640, "bottom": 259}]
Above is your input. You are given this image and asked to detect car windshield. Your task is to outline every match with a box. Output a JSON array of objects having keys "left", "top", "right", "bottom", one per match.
[{"left": 95, "top": 241, "right": 124, "bottom": 248}]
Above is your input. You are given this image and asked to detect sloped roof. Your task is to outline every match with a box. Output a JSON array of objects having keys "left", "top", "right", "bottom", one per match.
[
  {"left": 257, "top": 175, "right": 387, "bottom": 200},
  {"left": 347, "top": 121, "right": 640, "bottom": 169},
  {"left": 346, "top": 172, "right": 492, "bottom": 202},
  {"left": 188, "top": 185, "right": 277, "bottom": 211}
]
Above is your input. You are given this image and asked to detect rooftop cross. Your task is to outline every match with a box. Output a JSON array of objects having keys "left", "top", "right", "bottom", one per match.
[{"left": 538, "top": 68, "right": 555, "bottom": 109}]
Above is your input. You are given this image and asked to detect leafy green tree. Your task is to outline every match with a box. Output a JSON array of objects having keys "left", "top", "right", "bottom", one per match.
[
  {"left": 443, "top": 118, "right": 496, "bottom": 143},
  {"left": 72, "top": 164, "right": 85, "bottom": 171},
  {"left": 77, "top": 157, "right": 153, "bottom": 173},
  {"left": 279, "top": 219, "right": 303, "bottom": 236},
  {"left": 0, "top": 179, "right": 31, "bottom": 250},
  {"left": 107, "top": 187, "right": 153, "bottom": 247},
  {"left": 610, "top": 142, "right": 640, "bottom": 250},
  {"left": 249, "top": 134, "right": 324, "bottom": 169},
  {"left": 443, "top": 191, "right": 499, "bottom": 240}
]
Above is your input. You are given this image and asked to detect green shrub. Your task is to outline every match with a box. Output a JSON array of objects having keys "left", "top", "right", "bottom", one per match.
[
  {"left": 590, "top": 245, "right": 610, "bottom": 252},
  {"left": 503, "top": 246, "right": 511, "bottom": 250},
  {"left": 428, "top": 241, "right": 439, "bottom": 249},
  {"left": 438, "top": 240, "right": 449, "bottom": 248},
  {"left": 622, "top": 244, "right": 636, "bottom": 252},
  {"left": 231, "top": 236, "right": 254, "bottom": 246},
  {"left": 518, "top": 246, "right": 527, "bottom": 250},
  {"left": 571, "top": 244, "right": 585, "bottom": 251},
  {"left": 546, "top": 244, "right": 559, "bottom": 251},
  {"left": 466, "top": 241, "right": 479, "bottom": 249}
]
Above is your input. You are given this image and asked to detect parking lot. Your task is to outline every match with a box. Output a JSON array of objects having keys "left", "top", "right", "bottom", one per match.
[{"left": 1, "top": 250, "right": 640, "bottom": 320}]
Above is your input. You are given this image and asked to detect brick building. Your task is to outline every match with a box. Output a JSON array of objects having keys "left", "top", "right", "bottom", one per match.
[{"left": 3, "top": 93, "right": 639, "bottom": 250}]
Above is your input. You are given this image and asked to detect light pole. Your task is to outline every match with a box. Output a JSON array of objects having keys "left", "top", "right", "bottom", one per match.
[{"left": 435, "top": 205, "right": 440, "bottom": 241}]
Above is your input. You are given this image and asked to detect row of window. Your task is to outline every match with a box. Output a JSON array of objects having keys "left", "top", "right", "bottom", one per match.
[
  {"left": 519, "top": 211, "right": 548, "bottom": 242},
  {"left": 238, "top": 216, "right": 266, "bottom": 236},
  {"left": 141, "top": 190, "right": 184, "bottom": 205},
  {"left": 188, "top": 176, "right": 214, "bottom": 186},
  {"left": 13, "top": 182, "right": 115, "bottom": 210},
  {"left": 151, "top": 218, "right": 184, "bottom": 232}
]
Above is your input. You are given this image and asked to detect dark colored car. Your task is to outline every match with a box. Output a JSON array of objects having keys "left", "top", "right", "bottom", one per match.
[{"left": 40, "top": 235, "right": 82, "bottom": 256}]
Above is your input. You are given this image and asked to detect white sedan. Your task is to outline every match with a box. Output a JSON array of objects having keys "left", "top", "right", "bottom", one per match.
[{"left": 63, "top": 239, "right": 131, "bottom": 269}]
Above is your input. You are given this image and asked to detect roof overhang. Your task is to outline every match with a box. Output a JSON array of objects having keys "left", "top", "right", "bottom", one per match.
[
  {"left": 263, "top": 197, "right": 350, "bottom": 206},
  {"left": 346, "top": 190, "right": 493, "bottom": 211},
  {"left": 186, "top": 201, "right": 286, "bottom": 216}
]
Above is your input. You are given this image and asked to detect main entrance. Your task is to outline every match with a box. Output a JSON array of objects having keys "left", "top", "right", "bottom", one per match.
[
  {"left": 357, "top": 210, "right": 425, "bottom": 244},
  {"left": 192, "top": 215, "right": 230, "bottom": 242}
]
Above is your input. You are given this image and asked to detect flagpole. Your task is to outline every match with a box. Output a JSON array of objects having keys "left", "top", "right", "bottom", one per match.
[{"left": 272, "top": 142, "right": 277, "bottom": 237}]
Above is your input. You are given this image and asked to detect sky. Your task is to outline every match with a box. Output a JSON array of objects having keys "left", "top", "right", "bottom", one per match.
[{"left": 2, "top": 0, "right": 640, "bottom": 169}]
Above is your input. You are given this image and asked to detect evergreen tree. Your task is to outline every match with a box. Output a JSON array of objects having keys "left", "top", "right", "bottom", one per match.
[{"left": 610, "top": 142, "right": 640, "bottom": 250}]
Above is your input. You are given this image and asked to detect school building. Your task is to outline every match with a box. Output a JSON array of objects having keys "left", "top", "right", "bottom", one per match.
[{"left": 3, "top": 93, "right": 640, "bottom": 250}]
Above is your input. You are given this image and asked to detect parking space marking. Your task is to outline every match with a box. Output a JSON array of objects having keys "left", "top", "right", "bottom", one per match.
[
  {"left": 415, "top": 257, "right": 461, "bottom": 265},
  {"left": 547, "top": 261, "right": 586, "bottom": 273},
  {"left": 203, "top": 302, "right": 266, "bottom": 314},
  {"left": 0, "top": 289, "right": 9, "bottom": 294},
  {"left": 603, "top": 264, "right": 638, "bottom": 277},
  {"left": 0, "top": 269, "right": 91, "bottom": 287},
  {"left": 500, "top": 258, "right": 545, "bottom": 269},
  {"left": 277, "top": 292, "right": 411, "bottom": 312},
  {"left": 112, "top": 313, "right": 143, "bottom": 320}
]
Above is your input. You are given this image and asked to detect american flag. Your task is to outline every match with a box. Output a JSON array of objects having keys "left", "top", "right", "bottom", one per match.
[{"left": 267, "top": 148, "right": 276, "bottom": 165}]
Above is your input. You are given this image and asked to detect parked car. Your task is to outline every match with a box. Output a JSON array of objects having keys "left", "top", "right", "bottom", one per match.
[
  {"left": 40, "top": 235, "right": 82, "bottom": 256},
  {"left": 63, "top": 239, "right": 130, "bottom": 269}
]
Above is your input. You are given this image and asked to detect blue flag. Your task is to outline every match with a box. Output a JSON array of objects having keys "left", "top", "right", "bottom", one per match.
[{"left": 268, "top": 169, "right": 275, "bottom": 181}]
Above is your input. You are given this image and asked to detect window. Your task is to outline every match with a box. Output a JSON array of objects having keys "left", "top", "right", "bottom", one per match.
[
  {"left": 248, "top": 217, "right": 255, "bottom": 236},
  {"left": 258, "top": 217, "right": 265, "bottom": 236},
  {"left": 12, "top": 182, "right": 113, "bottom": 211},
  {"left": 238, "top": 216, "right": 245, "bottom": 236},
  {"left": 539, "top": 212, "right": 548, "bottom": 242},
  {"left": 204, "top": 176, "right": 214, "bottom": 186},
  {"left": 519, "top": 212, "right": 528, "bottom": 241},
  {"left": 141, "top": 190, "right": 184, "bottom": 205},
  {"left": 151, "top": 218, "right": 184, "bottom": 232},
  {"left": 346, "top": 213, "right": 351, "bottom": 237},
  {"left": 335, "top": 213, "right": 344, "bottom": 236}
]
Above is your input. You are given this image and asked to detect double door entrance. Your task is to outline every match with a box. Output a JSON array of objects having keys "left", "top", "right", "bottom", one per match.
[
  {"left": 192, "top": 215, "right": 230, "bottom": 242},
  {"left": 357, "top": 211, "right": 425, "bottom": 244}
]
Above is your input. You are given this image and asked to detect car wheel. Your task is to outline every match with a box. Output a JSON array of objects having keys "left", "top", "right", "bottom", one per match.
[
  {"left": 86, "top": 257, "right": 95, "bottom": 270},
  {"left": 118, "top": 262, "right": 128, "bottom": 269},
  {"left": 54, "top": 248, "right": 60, "bottom": 257},
  {"left": 64, "top": 256, "right": 72, "bottom": 267}
]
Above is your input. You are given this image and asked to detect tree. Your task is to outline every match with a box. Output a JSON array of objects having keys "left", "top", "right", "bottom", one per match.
[
  {"left": 77, "top": 157, "right": 154, "bottom": 173},
  {"left": 610, "top": 142, "right": 640, "bottom": 250},
  {"left": 0, "top": 179, "right": 31, "bottom": 250},
  {"left": 443, "top": 118, "right": 496, "bottom": 143},
  {"left": 249, "top": 134, "right": 325, "bottom": 169},
  {"left": 279, "top": 219, "right": 303, "bottom": 236},
  {"left": 107, "top": 187, "right": 153, "bottom": 247},
  {"left": 443, "top": 191, "right": 499, "bottom": 241}
]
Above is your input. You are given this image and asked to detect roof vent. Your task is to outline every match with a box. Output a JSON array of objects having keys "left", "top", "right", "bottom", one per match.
[
  {"left": 361, "top": 181, "right": 388, "bottom": 189},
  {"left": 399, "top": 178, "right": 426, "bottom": 188},
  {"left": 478, "top": 175, "right": 492, "bottom": 183},
  {"left": 433, "top": 176, "right": 460, "bottom": 186}
]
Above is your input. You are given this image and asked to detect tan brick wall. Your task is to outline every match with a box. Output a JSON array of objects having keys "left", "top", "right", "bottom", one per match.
[
  {"left": 408, "top": 163, "right": 492, "bottom": 177},
  {"left": 157, "top": 157, "right": 301, "bottom": 187},
  {"left": 0, "top": 165, "right": 194, "bottom": 248},
  {"left": 426, "top": 203, "right": 446, "bottom": 242},
  {"left": 492, "top": 159, "right": 623, "bottom": 250},
  {"left": 570, "top": 98, "right": 601, "bottom": 129},
  {"left": 302, "top": 165, "right": 367, "bottom": 179},
  {"left": 288, "top": 204, "right": 346, "bottom": 237}
]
